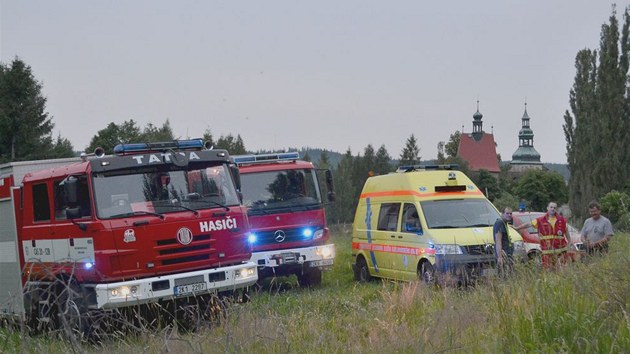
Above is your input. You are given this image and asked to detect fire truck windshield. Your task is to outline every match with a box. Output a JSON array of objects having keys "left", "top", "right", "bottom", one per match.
[
  {"left": 240, "top": 169, "right": 322, "bottom": 214},
  {"left": 93, "top": 164, "right": 239, "bottom": 219}
]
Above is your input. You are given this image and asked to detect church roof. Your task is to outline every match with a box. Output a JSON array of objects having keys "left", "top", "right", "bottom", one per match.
[
  {"left": 457, "top": 133, "right": 500, "bottom": 173},
  {"left": 511, "top": 146, "right": 542, "bottom": 164}
]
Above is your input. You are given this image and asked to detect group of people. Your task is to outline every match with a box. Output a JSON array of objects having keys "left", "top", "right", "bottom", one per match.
[{"left": 493, "top": 200, "right": 614, "bottom": 271}]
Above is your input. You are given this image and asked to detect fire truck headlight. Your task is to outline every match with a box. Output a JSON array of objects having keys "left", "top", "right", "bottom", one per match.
[
  {"left": 236, "top": 267, "right": 256, "bottom": 278},
  {"left": 110, "top": 285, "right": 139, "bottom": 298},
  {"left": 302, "top": 228, "right": 313, "bottom": 238},
  {"left": 84, "top": 262, "right": 94, "bottom": 270},
  {"left": 316, "top": 246, "right": 334, "bottom": 259},
  {"left": 313, "top": 229, "right": 324, "bottom": 240},
  {"left": 248, "top": 233, "right": 257, "bottom": 244}
]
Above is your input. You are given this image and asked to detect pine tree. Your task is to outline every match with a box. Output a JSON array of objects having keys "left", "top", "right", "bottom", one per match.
[
  {"left": 374, "top": 145, "right": 392, "bottom": 175},
  {"left": 0, "top": 58, "right": 73, "bottom": 161},
  {"left": 399, "top": 134, "right": 420, "bottom": 166},
  {"left": 330, "top": 148, "right": 356, "bottom": 224}
]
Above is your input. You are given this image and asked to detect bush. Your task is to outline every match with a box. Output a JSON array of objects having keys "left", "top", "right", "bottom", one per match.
[{"left": 599, "top": 190, "right": 630, "bottom": 224}]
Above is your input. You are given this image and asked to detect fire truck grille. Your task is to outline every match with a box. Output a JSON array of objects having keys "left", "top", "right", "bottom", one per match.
[
  {"left": 162, "top": 254, "right": 209, "bottom": 266},
  {"left": 156, "top": 234, "right": 213, "bottom": 266},
  {"left": 256, "top": 227, "right": 311, "bottom": 245}
]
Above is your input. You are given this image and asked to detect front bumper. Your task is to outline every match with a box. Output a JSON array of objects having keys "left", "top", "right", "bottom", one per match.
[
  {"left": 251, "top": 244, "right": 335, "bottom": 271},
  {"left": 434, "top": 254, "right": 497, "bottom": 282},
  {"left": 94, "top": 261, "right": 258, "bottom": 309}
]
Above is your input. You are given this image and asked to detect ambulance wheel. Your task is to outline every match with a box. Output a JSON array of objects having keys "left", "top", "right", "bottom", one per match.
[
  {"left": 418, "top": 261, "right": 435, "bottom": 284},
  {"left": 298, "top": 267, "right": 322, "bottom": 288},
  {"left": 354, "top": 256, "right": 372, "bottom": 282}
]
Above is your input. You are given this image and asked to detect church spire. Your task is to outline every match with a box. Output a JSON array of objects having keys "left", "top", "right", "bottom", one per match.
[{"left": 472, "top": 100, "right": 484, "bottom": 141}]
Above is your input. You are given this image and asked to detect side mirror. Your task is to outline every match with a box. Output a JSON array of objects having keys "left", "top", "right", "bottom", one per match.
[
  {"left": 325, "top": 170, "right": 334, "bottom": 191},
  {"left": 327, "top": 191, "right": 336, "bottom": 202},
  {"left": 230, "top": 165, "right": 241, "bottom": 192},
  {"left": 60, "top": 176, "right": 79, "bottom": 206}
]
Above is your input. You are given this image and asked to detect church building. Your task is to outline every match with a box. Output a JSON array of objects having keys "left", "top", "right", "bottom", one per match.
[
  {"left": 457, "top": 102, "right": 500, "bottom": 176},
  {"left": 510, "top": 103, "right": 543, "bottom": 175}
]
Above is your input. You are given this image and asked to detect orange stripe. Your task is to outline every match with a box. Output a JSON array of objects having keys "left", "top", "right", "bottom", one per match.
[
  {"left": 352, "top": 241, "right": 436, "bottom": 256},
  {"left": 360, "top": 189, "right": 482, "bottom": 199}
]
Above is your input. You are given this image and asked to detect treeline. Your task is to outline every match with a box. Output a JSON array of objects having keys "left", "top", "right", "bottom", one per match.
[
  {"left": 0, "top": 59, "right": 74, "bottom": 162},
  {"left": 564, "top": 5, "right": 630, "bottom": 226}
]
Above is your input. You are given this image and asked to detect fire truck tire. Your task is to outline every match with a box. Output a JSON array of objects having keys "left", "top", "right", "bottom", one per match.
[
  {"left": 175, "top": 297, "right": 203, "bottom": 333},
  {"left": 418, "top": 261, "right": 435, "bottom": 285},
  {"left": 297, "top": 267, "right": 322, "bottom": 288},
  {"left": 54, "top": 279, "right": 91, "bottom": 340},
  {"left": 354, "top": 256, "right": 372, "bottom": 283}
]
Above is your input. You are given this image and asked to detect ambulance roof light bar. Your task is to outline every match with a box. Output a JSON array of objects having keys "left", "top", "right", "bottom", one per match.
[
  {"left": 113, "top": 139, "right": 209, "bottom": 156},
  {"left": 232, "top": 152, "right": 299, "bottom": 165},
  {"left": 396, "top": 164, "right": 459, "bottom": 173}
]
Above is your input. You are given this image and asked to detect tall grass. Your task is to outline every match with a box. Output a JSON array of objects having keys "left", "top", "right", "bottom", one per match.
[{"left": 3, "top": 226, "right": 630, "bottom": 353}]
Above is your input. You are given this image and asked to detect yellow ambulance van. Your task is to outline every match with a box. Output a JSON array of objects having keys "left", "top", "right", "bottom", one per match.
[{"left": 351, "top": 165, "right": 525, "bottom": 285}]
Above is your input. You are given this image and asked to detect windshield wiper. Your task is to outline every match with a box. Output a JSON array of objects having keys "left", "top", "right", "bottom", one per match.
[
  {"left": 468, "top": 223, "right": 493, "bottom": 227},
  {"left": 431, "top": 225, "right": 459, "bottom": 229},
  {"left": 109, "top": 211, "right": 165, "bottom": 219},
  {"left": 191, "top": 199, "right": 230, "bottom": 211},
  {"left": 160, "top": 204, "right": 199, "bottom": 216}
]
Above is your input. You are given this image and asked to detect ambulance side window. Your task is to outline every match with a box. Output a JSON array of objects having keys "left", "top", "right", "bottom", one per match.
[
  {"left": 377, "top": 203, "right": 401, "bottom": 231},
  {"left": 401, "top": 203, "right": 422, "bottom": 234}
]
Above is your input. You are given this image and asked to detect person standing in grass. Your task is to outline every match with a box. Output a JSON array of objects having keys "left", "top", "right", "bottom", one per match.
[
  {"left": 581, "top": 200, "right": 614, "bottom": 255},
  {"left": 493, "top": 207, "right": 514, "bottom": 275},
  {"left": 516, "top": 201, "right": 571, "bottom": 269}
]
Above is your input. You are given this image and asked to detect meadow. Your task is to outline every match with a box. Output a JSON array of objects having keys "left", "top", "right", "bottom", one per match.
[{"left": 2, "top": 226, "right": 630, "bottom": 353}]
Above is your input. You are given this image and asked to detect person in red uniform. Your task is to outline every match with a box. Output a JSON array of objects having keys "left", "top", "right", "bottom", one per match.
[{"left": 516, "top": 202, "right": 571, "bottom": 269}]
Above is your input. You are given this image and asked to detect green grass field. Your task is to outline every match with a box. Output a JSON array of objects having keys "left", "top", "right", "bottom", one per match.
[{"left": 3, "top": 226, "right": 630, "bottom": 353}]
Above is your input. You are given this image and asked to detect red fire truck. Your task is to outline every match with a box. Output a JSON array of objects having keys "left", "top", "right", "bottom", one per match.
[
  {"left": 0, "top": 139, "right": 257, "bottom": 333},
  {"left": 233, "top": 152, "right": 335, "bottom": 287}
]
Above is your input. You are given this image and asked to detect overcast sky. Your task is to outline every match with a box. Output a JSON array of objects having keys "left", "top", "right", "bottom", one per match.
[{"left": 1, "top": 1, "right": 625, "bottom": 163}]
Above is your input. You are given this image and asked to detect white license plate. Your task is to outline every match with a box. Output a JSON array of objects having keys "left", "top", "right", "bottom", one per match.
[
  {"left": 174, "top": 282, "right": 207, "bottom": 296},
  {"left": 310, "top": 259, "right": 334, "bottom": 267}
]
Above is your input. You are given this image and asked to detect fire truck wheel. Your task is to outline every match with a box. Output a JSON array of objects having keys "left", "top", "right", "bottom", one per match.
[
  {"left": 354, "top": 256, "right": 372, "bottom": 283},
  {"left": 418, "top": 261, "right": 435, "bottom": 285},
  {"left": 54, "top": 279, "right": 91, "bottom": 339},
  {"left": 297, "top": 267, "right": 322, "bottom": 288},
  {"left": 175, "top": 297, "right": 204, "bottom": 333}
]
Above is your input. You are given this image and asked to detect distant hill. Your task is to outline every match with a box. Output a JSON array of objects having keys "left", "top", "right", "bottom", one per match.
[
  {"left": 543, "top": 163, "right": 570, "bottom": 182},
  {"left": 254, "top": 148, "right": 571, "bottom": 181}
]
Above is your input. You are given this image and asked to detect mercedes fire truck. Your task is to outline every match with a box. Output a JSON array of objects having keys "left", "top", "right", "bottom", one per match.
[
  {"left": 0, "top": 139, "right": 257, "bottom": 332},
  {"left": 233, "top": 152, "right": 335, "bottom": 287}
]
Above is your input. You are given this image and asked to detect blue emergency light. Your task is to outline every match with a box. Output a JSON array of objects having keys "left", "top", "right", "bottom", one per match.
[
  {"left": 232, "top": 152, "right": 299, "bottom": 165},
  {"left": 113, "top": 139, "right": 207, "bottom": 155}
]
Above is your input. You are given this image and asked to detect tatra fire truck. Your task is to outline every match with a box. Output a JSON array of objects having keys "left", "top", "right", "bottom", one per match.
[
  {"left": 232, "top": 152, "right": 335, "bottom": 287},
  {"left": 0, "top": 139, "right": 257, "bottom": 332}
]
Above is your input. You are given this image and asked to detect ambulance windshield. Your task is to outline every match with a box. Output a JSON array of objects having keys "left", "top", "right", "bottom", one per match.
[
  {"left": 421, "top": 198, "right": 501, "bottom": 229},
  {"left": 93, "top": 164, "right": 239, "bottom": 219},
  {"left": 240, "top": 169, "right": 322, "bottom": 214}
]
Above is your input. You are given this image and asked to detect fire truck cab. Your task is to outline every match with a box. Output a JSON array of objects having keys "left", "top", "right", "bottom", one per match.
[
  {"left": 0, "top": 139, "right": 257, "bottom": 332},
  {"left": 233, "top": 152, "right": 335, "bottom": 287}
]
